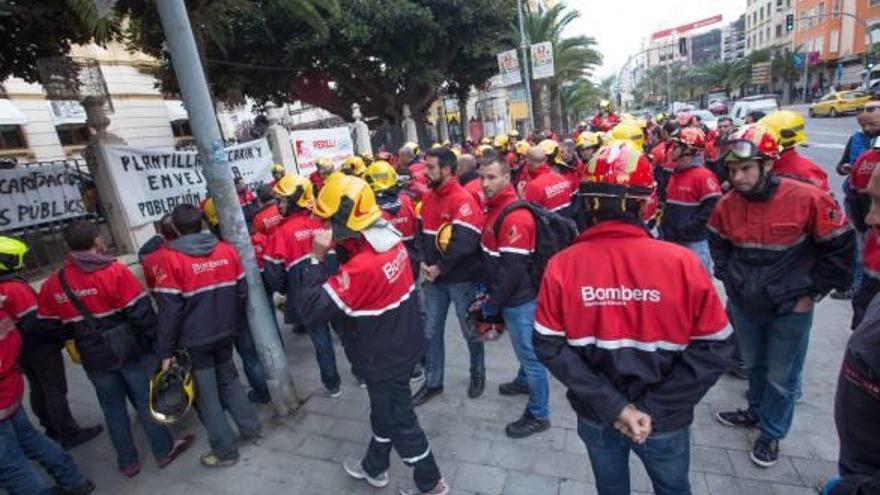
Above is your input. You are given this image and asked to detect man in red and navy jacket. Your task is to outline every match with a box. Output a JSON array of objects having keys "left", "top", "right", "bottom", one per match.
[
  {"left": 251, "top": 184, "right": 284, "bottom": 237},
  {"left": 398, "top": 144, "right": 430, "bottom": 202},
  {"left": 295, "top": 174, "right": 449, "bottom": 495},
  {"left": 522, "top": 146, "right": 575, "bottom": 219},
  {"left": 150, "top": 205, "right": 261, "bottom": 467},
  {"left": 414, "top": 147, "right": 486, "bottom": 407},
  {"left": 0, "top": 237, "right": 102, "bottom": 450},
  {"left": 478, "top": 157, "right": 551, "bottom": 440},
  {"left": 660, "top": 128, "right": 722, "bottom": 271},
  {"left": 534, "top": 141, "right": 733, "bottom": 494},
  {"left": 38, "top": 220, "right": 191, "bottom": 475},
  {"left": 707, "top": 126, "right": 854, "bottom": 468}
]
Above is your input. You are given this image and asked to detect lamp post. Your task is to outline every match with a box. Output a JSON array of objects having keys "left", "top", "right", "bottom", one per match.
[{"left": 516, "top": 0, "right": 535, "bottom": 131}]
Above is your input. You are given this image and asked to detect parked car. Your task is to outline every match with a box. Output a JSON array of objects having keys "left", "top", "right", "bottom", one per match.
[
  {"left": 730, "top": 95, "right": 780, "bottom": 125},
  {"left": 809, "top": 90, "right": 872, "bottom": 117},
  {"left": 708, "top": 99, "right": 729, "bottom": 115},
  {"left": 691, "top": 110, "right": 719, "bottom": 130}
]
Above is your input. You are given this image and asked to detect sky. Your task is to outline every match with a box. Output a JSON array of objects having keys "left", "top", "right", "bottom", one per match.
[{"left": 568, "top": 0, "right": 747, "bottom": 80}]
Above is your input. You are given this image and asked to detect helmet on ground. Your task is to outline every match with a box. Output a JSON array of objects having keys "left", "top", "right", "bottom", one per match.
[
  {"left": 0, "top": 236, "right": 28, "bottom": 272},
  {"left": 270, "top": 163, "right": 286, "bottom": 177},
  {"left": 581, "top": 140, "right": 654, "bottom": 199},
  {"left": 272, "top": 174, "right": 314, "bottom": 209},
  {"left": 313, "top": 174, "right": 381, "bottom": 233},
  {"left": 364, "top": 160, "right": 397, "bottom": 192},
  {"left": 576, "top": 132, "right": 602, "bottom": 150},
  {"left": 149, "top": 352, "right": 194, "bottom": 425},
  {"left": 610, "top": 120, "right": 645, "bottom": 150},
  {"left": 758, "top": 110, "right": 807, "bottom": 149},
  {"left": 341, "top": 156, "right": 367, "bottom": 177},
  {"left": 670, "top": 127, "right": 707, "bottom": 151},
  {"left": 315, "top": 157, "right": 335, "bottom": 177},
  {"left": 721, "top": 125, "right": 780, "bottom": 163},
  {"left": 538, "top": 139, "right": 564, "bottom": 165},
  {"left": 514, "top": 141, "right": 531, "bottom": 156},
  {"left": 493, "top": 134, "right": 509, "bottom": 150}
]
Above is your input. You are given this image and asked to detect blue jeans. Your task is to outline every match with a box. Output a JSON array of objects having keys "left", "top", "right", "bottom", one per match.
[
  {"left": 236, "top": 319, "right": 271, "bottom": 401},
  {"left": 0, "top": 407, "right": 86, "bottom": 495},
  {"left": 729, "top": 302, "right": 813, "bottom": 440},
  {"left": 86, "top": 354, "right": 173, "bottom": 469},
  {"left": 422, "top": 281, "right": 485, "bottom": 389},
  {"left": 578, "top": 418, "right": 691, "bottom": 495},
  {"left": 501, "top": 299, "right": 549, "bottom": 419},
  {"left": 306, "top": 322, "right": 341, "bottom": 390},
  {"left": 684, "top": 240, "right": 712, "bottom": 273}
]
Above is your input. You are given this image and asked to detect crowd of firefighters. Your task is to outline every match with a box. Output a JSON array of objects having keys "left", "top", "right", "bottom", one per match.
[{"left": 1, "top": 97, "right": 878, "bottom": 495}]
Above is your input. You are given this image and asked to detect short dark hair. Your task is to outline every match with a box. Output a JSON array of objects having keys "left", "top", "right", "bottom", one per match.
[
  {"left": 717, "top": 116, "right": 733, "bottom": 125},
  {"left": 480, "top": 148, "right": 499, "bottom": 164},
  {"left": 426, "top": 148, "right": 458, "bottom": 174},
  {"left": 583, "top": 196, "right": 643, "bottom": 225},
  {"left": 662, "top": 120, "right": 680, "bottom": 135},
  {"left": 63, "top": 220, "right": 100, "bottom": 251},
  {"left": 487, "top": 157, "right": 511, "bottom": 177},
  {"left": 172, "top": 204, "right": 205, "bottom": 235},
  {"left": 257, "top": 184, "right": 275, "bottom": 203},
  {"left": 159, "top": 213, "right": 178, "bottom": 240}
]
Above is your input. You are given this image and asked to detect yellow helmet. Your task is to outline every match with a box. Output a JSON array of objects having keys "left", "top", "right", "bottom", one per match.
[
  {"left": 361, "top": 151, "right": 375, "bottom": 164},
  {"left": 270, "top": 163, "right": 286, "bottom": 176},
  {"left": 435, "top": 222, "right": 454, "bottom": 254},
  {"left": 599, "top": 99, "right": 612, "bottom": 110},
  {"left": 508, "top": 129, "right": 520, "bottom": 139},
  {"left": 202, "top": 198, "right": 219, "bottom": 227},
  {"left": 451, "top": 148, "right": 461, "bottom": 158},
  {"left": 403, "top": 141, "right": 421, "bottom": 157},
  {"left": 364, "top": 160, "right": 398, "bottom": 192},
  {"left": 430, "top": 142, "right": 443, "bottom": 150},
  {"left": 313, "top": 175, "right": 382, "bottom": 233},
  {"left": 758, "top": 110, "right": 808, "bottom": 149},
  {"left": 341, "top": 156, "right": 367, "bottom": 177},
  {"left": 272, "top": 174, "right": 314, "bottom": 209},
  {"left": 493, "top": 134, "right": 509, "bottom": 150},
  {"left": 610, "top": 120, "right": 645, "bottom": 150},
  {"left": 0, "top": 236, "right": 28, "bottom": 272},
  {"left": 514, "top": 141, "right": 531, "bottom": 156},
  {"left": 149, "top": 351, "right": 194, "bottom": 425},
  {"left": 576, "top": 132, "right": 602, "bottom": 150},
  {"left": 315, "top": 157, "right": 335, "bottom": 177},
  {"left": 538, "top": 139, "right": 563, "bottom": 165}
]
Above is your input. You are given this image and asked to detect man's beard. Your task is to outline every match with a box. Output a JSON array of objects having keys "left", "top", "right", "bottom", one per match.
[{"left": 428, "top": 176, "right": 444, "bottom": 190}]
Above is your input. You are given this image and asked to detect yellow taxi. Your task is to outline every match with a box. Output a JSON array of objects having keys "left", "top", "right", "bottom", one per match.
[{"left": 809, "top": 90, "right": 873, "bottom": 117}]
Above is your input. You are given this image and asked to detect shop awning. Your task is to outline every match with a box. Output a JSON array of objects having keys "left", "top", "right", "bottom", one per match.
[{"left": 0, "top": 99, "right": 28, "bottom": 125}]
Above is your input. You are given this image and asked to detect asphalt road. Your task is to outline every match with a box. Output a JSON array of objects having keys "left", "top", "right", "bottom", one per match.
[{"left": 784, "top": 103, "right": 858, "bottom": 196}]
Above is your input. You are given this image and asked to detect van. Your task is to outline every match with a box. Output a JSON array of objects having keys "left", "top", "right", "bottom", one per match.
[{"left": 729, "top": 95, "right": 780, "bottom": 125}]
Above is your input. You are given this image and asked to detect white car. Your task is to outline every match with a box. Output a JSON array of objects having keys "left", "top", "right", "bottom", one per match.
[
  {"left": 691, "top": 110, "right": 718, "bottom": 131},
  {"left": 730, "top": 96, "right": 779, "bottom": 126}
]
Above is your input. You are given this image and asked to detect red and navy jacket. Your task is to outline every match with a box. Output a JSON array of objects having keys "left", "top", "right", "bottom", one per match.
[
  {"left": 263, "top": 209, "right": 332, "bottom": 325},
  {"left": 295, "top": 238, "right": 424, "bottom": 381},
  {"left": 252, "top": 202, "right": 284, "bottom": 236},
  {"left": 251, "top": 231, "right": 268, "bottom": 272},
  {"left": 533, "top": 220, "right": 733, "bottom": 432},
  {"left": 523, "top": 164, "right": 574, "bottom": 217},
  {"left": 403, "top": 161, "right": 430, "bottom": 202},
  {"left": 774, "top": 148, "right": 830, "bottom": 193},
  {"left": 590, "top": 112, "right": 619, "bottom": 132},
  {"left": 844, "top": 148, "right": 879, "bottom": 234},
  {"left": 707, "top": 176, "right": 854, "bottom": 313},
  {"left": 419, "top": 179, "right": 484, "bottom": 284},
  {"left": 0, "top": 274, "right": 60, "bottom": 359},
  {"left": 149, "top": 234, "right": 247, "bottom": 359},
  {"left": 37, "top": 257, "right": 156, "bottom": 370},
  {"left": 463, "top": 177, "right": 486, "bottom": 209},
  {"left": 377, "top": 192, "right": 420, "bottom": 279},
  {"left": 661, "top": 163, "right": 722, "bottom": 243},
  {"left": 480, "top": 186, "right": 536, "bottom": 311},
  {"left": 0, "top": 301, "right": 24, "bottom": 421},
  {"left": 853, "top": 229, "right": 880, "bottom": 329}
]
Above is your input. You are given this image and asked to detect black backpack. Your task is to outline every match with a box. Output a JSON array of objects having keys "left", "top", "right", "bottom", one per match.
[{"left": 493, "top": 200, "right": 578, "bottom": 287}]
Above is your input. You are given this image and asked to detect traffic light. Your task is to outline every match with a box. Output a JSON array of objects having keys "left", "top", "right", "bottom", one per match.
[
  {"left": 678, "top": 37, "right": 687, "bottom": 57},
  {"left": 786, "top": 14, "right": 794, "bottom": 32}
]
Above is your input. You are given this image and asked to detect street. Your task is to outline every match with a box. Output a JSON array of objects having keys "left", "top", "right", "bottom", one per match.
[{"left": 789, "top": 103, "right": 858, "bottom": 196}]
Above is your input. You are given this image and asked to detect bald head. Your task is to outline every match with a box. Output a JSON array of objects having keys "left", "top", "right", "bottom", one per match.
[
  {"left": 526, "top": 147, "right": 547, "bottom": 171},
  {"left": 398, "top": 146, "right": 414, "bottom": 166},
  {"left": 457, "top": 154, "right": 477, "bottom": 176}
]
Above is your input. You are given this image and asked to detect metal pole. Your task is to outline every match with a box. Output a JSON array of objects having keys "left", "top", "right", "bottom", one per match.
[
  {"left": 516, "top": 0, "right": 535, "bottom": 131},
  {"left": 666, "top": 60, "right": 672, "bottom": 113},
  {"left": 155, "top": 0, "right": 300, "bottom": 416},
  {"left": 803, "top": 55, "right": 809, "bottom": 103}
]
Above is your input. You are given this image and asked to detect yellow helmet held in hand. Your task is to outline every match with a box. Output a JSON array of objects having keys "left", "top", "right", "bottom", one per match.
[
  {"left": 611, "top": 120, "right": 645, "bottom": 150},
  {"left": 758, "top": 110, "right": 808, "bottom": 149},
  {"left": 313, "top": 174, "right": 382, "bottom": 233},
  {"left": 341, "top": 156, "right": 367, "bottom": 177},
  {"left": 0, "top": 236, "right": 28, "bottom": 272},
  {"left": 364, "top": 160, "right": 398, "bottom": 192},
  {"left": 149, "top": 351, "right": 194, "bottom": 425},
  {"left": 272, "top": 174, "right": 315, "bottom": 209},
  {"left": 538, "top": 139, "right": 564, "bottom": 165},
  {"left": 435, "top": 222, "right": 453, "bottom": 254}
]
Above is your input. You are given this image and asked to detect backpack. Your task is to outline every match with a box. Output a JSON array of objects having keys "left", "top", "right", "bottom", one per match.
[{"left": 494, "top": 200, "right": 577, "bottom": 287}]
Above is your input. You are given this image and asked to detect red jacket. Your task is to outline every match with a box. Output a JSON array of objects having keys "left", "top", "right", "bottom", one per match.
[
  {"left": 853, "top": 228, "right": 880, "bottom": 328},
  {"left": 480, "top": 185, "right": 536, "bottom": 310},
  {"left": 774, "top": 149, "right": 830, "bottom": 192},
  {"left": 252, "top": 203, "right": 284, "bottom": 236},
  {"left": 590, "top": 113, "right": 619, "bottom": 132},
  {"left": 849, "top": 148, "right": 880, "bottom": 192},
  {"left": 0, "top": 276, "right": 54, "bottom": 358},
  {"left": 661, "top": 164, "right": 722, "bottom": 243},
  {"left": 419, "top": 179, "right": 484, "bottom": 283},
  {"left": 463, "top": 177, "right": 486, "bottom": 208},
  {"left": 534, "top": 220, "right": 732, "bottom": 431},
  {"left": 524, "top": 164, "right": 573, "bottom": 214},
  {"left": 0, "top": 302, "right": 24, "bottom": 421},
  {"left": 377, "top": 192, "right": 420, "bottom": 278}
]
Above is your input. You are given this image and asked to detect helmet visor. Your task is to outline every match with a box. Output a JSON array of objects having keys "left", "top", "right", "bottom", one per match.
[{"left": 721, "top": 139, "right": 759, "bottom": 161}]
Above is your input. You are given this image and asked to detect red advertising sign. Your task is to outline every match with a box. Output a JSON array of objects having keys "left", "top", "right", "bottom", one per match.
[{"left": 651, "top": 15, "right": 723, "bottom": 40}]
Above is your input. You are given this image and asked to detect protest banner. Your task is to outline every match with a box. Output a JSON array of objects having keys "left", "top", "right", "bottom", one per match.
[
  {"left": 104, "top": 139, "right": 272, "bottom": 227},
  {"left": 497, "top": 49, "right": 522, "bottom": 87},
  {"left": 0, "top": 164, "right": 88, "bottom": 230},
  {"left": 290, "top": 126, "right": 354, "bottom": 175}
]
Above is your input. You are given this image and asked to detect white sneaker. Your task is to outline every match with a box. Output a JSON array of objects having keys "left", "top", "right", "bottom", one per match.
[
  {"left": 398, "top": 478, "right": 450, "bottom": 495},
  {"left": 325, "top": 385, "right": 342, "bottom": 398},
  {"left": 342, "top": 456, "right": 389, "bottom": 488}
]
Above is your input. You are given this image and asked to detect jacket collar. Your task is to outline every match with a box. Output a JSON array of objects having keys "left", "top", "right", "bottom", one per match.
[
  {"left": 529, "top": 163, "right": 551, "bottom": 177},
  {"left": 486, "top": 185, "right": 517, "bottom": 211},
  {"left": 574, "top": 220, "right": 650, "bottom": 245},
  {"left": 434, "top": 178, "right": 462, "bottom": 197}
]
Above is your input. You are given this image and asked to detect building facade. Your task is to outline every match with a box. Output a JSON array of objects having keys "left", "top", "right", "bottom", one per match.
[
  {"left": 692, "top": 29, "right": 724, "bottom": 65},
  {"left": 745, "top": 0, "right": 795, "bottom": 54},
  {"left": 723, "top": 14, "right": 748, "bottom": 60}
]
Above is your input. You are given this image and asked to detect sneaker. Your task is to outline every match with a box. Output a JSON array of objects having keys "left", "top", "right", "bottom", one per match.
[
  {"left": 200, "top": 452, "right": 239, "bottom": 468},
  {"left": 51, "top": 480, "right": 96, "bottom": 495},
  {"left": 505, "top": 410, "right": 550, "bottom": 439},
  {"left": 750, "top": 436, "right": 780, "bottom": 467},
  {"left": 412, "top": 385, "right": 443, "bottom": 407},
  {"left": 410, "top": 367, "right": 425, "bottom": 384},
  {"left": 342, "top": 456, "right": 390, "bottom": 488},
  {"left": 357, "top": 378, "right": 367, "bottom": 389},
  {"left": 715, "top": 408, "right": 758, "bottom": 428},
  {"left": 120, "top": 464, "right": 140, "bottom": 478},
  {"left": 60, "top": 425, "right": 103, "bottom": 450},
  {"left": 467, "top": 375, "right": 485, "bottom": 399},
  {"left": 397, "top": 478, "right": 450, "bottom": 495},
  {"left": 829, "top": 289, "right": 853, "bottom": 300},
  {"left": 158, "top": 433, "right": 194, "bottom": 468},
  {"left": 248, "top": 390, "right": 271, "bottom": 404},
  {"left": 326, "top": 385, "right": 343, "bottom": 398},
  {"left": 498, "top": 381, "right": 529, "bottom": 396}
]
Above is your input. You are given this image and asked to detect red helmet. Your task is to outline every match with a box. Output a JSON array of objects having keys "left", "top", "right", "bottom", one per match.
[
  {"left": 670, "top": 127, "right": 707, "bottom": 150},
  {"left": 676, "top": 112, "right": 694, "bottom": 127},
  {"left": 582, "top": 140, "right": 654, "bottom": 199},
  {"left": 722, "top": 125, "right": 780, "bottom": 162}
]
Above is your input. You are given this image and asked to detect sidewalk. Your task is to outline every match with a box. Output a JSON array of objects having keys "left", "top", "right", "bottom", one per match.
[{"left": 24, "top": 290, "right": 850, "bottom": 495}]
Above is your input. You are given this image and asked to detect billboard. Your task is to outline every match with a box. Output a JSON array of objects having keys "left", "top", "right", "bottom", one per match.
[{"left": 651, "top": 15, "right": 723, "bottom": 40}]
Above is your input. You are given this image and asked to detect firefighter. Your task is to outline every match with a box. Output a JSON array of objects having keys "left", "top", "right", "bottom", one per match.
[
  {"left": 534, "top": 140, "right": 734, "bottom": 494},
  {"left": 269, "top": 163, "right": 286, "bottom": 188},
  {"left": 295, "top": 174, "right": 449, "bottom": 495},
  {"left": 309, "top": 158, "right": 336, "bottom": 193},
  {"left": 398, "top": 142, "right": 429, "bottom": 201},
  {"left": 708, "top": 126, "right": 854, "bottom": 468},
  {"left": 342, "top": 155, "right": 367, "bottom": 178},
  {"left": 590, "top": 99, "right": 619, "bottom": 132},
  {"left": 364, "top": 160, "right": 420, "bottom": 278},
  {"left": 523, "top": 143, "right": 575, "bottom": 217},
  {"left": 759, "top": 110, "right": 830, "bottom": 192}
]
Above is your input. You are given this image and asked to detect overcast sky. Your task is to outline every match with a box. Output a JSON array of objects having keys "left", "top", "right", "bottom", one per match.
[{"left": 568, "top": 0, "right": 747, "bottom": 80}]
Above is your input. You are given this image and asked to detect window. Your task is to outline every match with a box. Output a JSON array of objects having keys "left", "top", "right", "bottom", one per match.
[
  {"left": 818, "top": 2, "right": 825, "bottom": 23},
  {"left": 767, "top": 2, "right": 772, "bottom": 16},
  {"left": 171, "top": 120, "right": 192, "bottom": 138},
  {"left": 55, "top": 124, "right": 90, "bottom": 146},
  {"left": 776, "top": 24, "right": 783, "bottom": 37},
  {"left": 0, "top": 125, "right": 26, "bottom": 150},
  {"left": 830, "top": 29, "right": 840, "bottom": 51},
  {"left": 760, "top": 6, "right": 764, "bottom": 20},
  {"left": 800, "top": 11, "right": 808, "bottom": 31},
  {"left": 759, "top": 30, "right": 764, "bottom": 44},
  {"left": 767, "top": 27, "right": 771, "bottom": 40},
  {"left": 815, "top": 35, "right": 824, "bottom": 53},
  {"left": 832, "top": 0, "right": 841, "bottom": 18},
  {"left": 753, "top": 12, "right": 758, "bottom": 25},
  {"left": 777, "top": 0, "right": 782, "bottom": 7}
]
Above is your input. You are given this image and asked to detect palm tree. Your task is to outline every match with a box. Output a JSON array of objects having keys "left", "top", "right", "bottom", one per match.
[
  {"left": 771, "top": 45, "right": 803, "bottom": 104},
  {"left": 560, "top": 78, "right": 600, "bottom": 129}
]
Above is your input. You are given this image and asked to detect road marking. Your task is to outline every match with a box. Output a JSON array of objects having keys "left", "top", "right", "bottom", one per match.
[
  {"left": 807, "top": 143, "right": 846, "bottom": 149},
  {"left": 808, "top": 130, "right": 856, "bottom": 138}
]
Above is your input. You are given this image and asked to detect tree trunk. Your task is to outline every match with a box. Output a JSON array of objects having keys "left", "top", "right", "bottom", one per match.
[
  {"left": 458, "top": 94, "right": 469, "bottom": 143},
  {"left": 549, "top": 81, "right": 563, "bottom": 135},
  {"left": 531, "top": 81, "right": 544, "bottom": 131}
]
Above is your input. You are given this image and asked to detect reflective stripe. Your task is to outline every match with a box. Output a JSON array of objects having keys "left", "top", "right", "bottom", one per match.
[
  {"left": 373, "top": 435, "right": 391, "bottom": 443},
  {"left": 323, "top": 284, "right": 416, "bottom": 317},
  {"left": 0, "top": 399, "right": 21, "bottom": 422},
  {"left": 699, "top": 192, "right": 722, "bottom": 202},
  {"left": 692, "top": 323, "right": 733, "bottom": 341},
  {"left": 729, "top": 234, "right": 807, "bottom": 251},
  {"left": 452, "top": 220, "right": 481, "bottom": 234},
  {"left": 14, "top": 304, "right": 37, "bottom": 320},
  {"left": 817, "top": 224, "right": 852, "bottom": 243},
  {"left": 865, "top": 267, "right": 880, "bottom": 280},
  {"left": 480, "top": 243, "right": 500, "bottom": 257},
  {"left": 285, "top": 254, "right": 311, "bottom": 270},
  {"left": 422, "top": 229, "right": 438, "bottom": 235},
  {"left": 534, "top": 321, "right": 565, "bottom": 337},
  {"left": 401, "top": 447, "right": 431, "bottom": 464},
  {"left": 666, "top": 199, "right": 699, "bottom": 206},
  {"left": 550, "top": 201, "right": 572, "bottom": 212},
  {"left": 499, "top": 246, "right": 532, "bottom": 255},
  {"left": 566, "top": 336, "right": 688, "bottom": 352}
]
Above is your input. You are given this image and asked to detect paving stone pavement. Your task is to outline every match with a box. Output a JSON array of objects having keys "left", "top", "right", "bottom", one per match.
[{"left": 12, "top": 288, "right": 850, "bottom": 495}]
